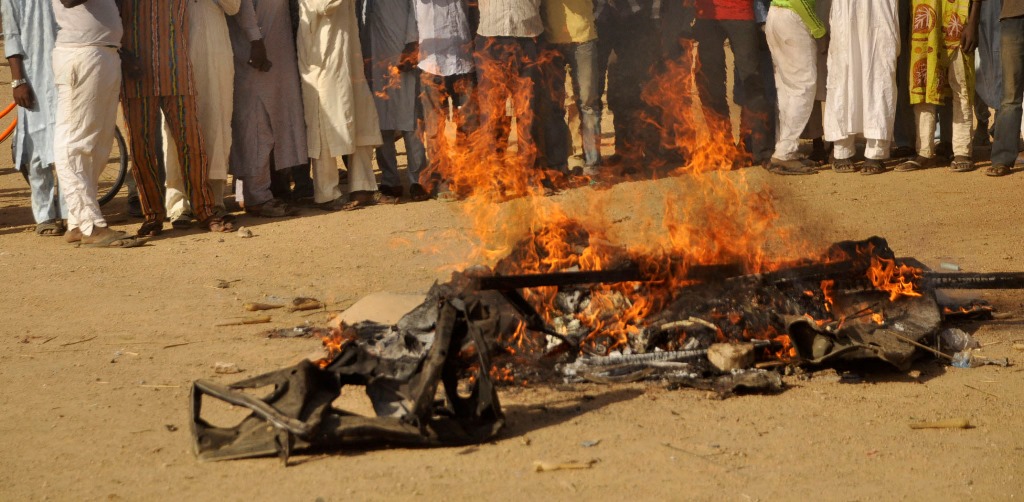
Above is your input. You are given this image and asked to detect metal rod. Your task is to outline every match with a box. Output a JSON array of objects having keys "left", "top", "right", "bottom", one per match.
[{"left": 921, "top": 272, "right": 1024, "bottom": 290}]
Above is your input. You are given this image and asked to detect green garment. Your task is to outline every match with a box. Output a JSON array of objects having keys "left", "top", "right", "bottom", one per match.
[
  {"left": 908, "top": 0, "right": 974, "bottom": 106},
  {"left": 770, "top": 0, "right": 827, "bottom": 38}
]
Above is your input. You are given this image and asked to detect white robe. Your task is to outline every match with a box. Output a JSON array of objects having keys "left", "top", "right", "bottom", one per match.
[
  {"left": 823, "top": 0, "right": 899, "bottom": 143},
  {"left": 298, "top": 0, "right": 382, "bottom": 159}
]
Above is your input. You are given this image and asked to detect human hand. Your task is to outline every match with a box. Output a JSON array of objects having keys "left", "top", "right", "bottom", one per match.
[
  {"left": 249, "top": 39, "right": 272, "bottom": 72},
  {"left": 13, "top": 82, "right": 36, "bottom": 109},
  {"left": 961, "top": 24, "right": 978, "bottom": 53}
]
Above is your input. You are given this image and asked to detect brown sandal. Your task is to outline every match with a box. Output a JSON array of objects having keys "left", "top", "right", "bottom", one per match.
[
  {"left": 203, "top": 216, "right": 236, "bottom": 233},
  {"left": 137, "top": 220, "right": 164, "bottom": 237},
  {"left": 985, "top": 164, "right": 1011, "bottom": 177},
  {"left": 949, "top": 156, "right": 975, "bottom": 172}
]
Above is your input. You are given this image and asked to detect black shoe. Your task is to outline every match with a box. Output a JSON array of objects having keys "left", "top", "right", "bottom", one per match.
[
  {"left": 127, "top": 196, "right": 143, "bottom": 218},
  {"left": 379, "top": 185, "right": 403, "bottom": 198},
  {"left": 408, "top": 183, "right": 430, "bottom": 202}
]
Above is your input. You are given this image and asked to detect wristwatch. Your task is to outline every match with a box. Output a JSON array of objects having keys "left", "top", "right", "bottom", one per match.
[{"left": 11, "top": 78, "right": 28, "bottom": 88}]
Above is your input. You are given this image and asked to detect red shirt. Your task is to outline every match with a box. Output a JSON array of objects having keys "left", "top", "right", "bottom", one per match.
[{"left": 695, "top": 0, "right": 755, "bottom": 20}]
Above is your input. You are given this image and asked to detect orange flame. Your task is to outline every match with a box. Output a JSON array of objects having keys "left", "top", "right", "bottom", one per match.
[{"left": 866, "top": 256, "right": 923, "bottom": 301}]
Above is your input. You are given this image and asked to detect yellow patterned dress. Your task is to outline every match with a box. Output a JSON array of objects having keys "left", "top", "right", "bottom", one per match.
[{"left": 909, "top": 0, "right": 974, "bottom": 106}]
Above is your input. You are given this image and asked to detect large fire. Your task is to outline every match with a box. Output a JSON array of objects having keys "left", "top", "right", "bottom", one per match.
[{"left": 325, "top": 40, "right": 927, "bottom": 370}]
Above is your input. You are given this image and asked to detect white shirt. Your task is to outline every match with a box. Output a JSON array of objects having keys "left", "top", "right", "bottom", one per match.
[
  {"left": 414, "top": 0, "right": 474, "bottom": 76},
  {"left": 477, "top": 0, "right": 544, "bottom": 38},
  {"left": 51, "top": 0, "right": 122, "bottom": 47}
]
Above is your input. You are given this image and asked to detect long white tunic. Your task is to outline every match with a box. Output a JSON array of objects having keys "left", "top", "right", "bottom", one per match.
[
  {"left": 360, "top": 0, "right": 419, "bottom": 132},
  {"left": 298, "top": 0, "right": 382, "bottom": 159},
  {"left": 823, "top": 0, "right": 899, "bottom": 143},
  {"left": 228, "top": 0, "right": 309, "bottom": 175}
]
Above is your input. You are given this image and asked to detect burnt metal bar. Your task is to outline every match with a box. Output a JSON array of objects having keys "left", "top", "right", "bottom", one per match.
[
  {"left": 921, "top": 272, "right": 1024, "bottom": 290},
  {"left": 476, "top": 263, "right": 748, "bottom": 291},
  {"left": 477, "top": 266, "right": 644, "bottom": 290}
]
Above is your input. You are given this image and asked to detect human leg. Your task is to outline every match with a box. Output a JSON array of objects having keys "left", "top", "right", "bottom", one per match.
[
  {"left": 535, "top": 42, "right": 570, "bottom": 171},
  {"left": 693, "top": 19, "right": 730, "bottom": 126},
  {"left": 726, "top": 19, "right": 774, "bottom": 162},
  {"left": 402, "top": 129, "right": 427, "bottom": 187},
  {"left": 913, "top": 103, "right": 937, "bottom": 158},
  {"left": 991, "top": 16, "right": 1024, "bottom": 169},
  {"left": 161, "top": 95, "right": 214, "bottom": 222},
  {"left": 947, "top": 50, "right": 975, "bottom": 170},
  {"left": 22, "top": 134, "right": 62, "bottom": 224},
  {"left": 765, "top": 8, "right": 817, "bottom": 161},
  {"left": 347, "top": 145, "right": 378, "bottom": 194},
  {"left": 122, "top": 96, "right": 167, "bottom": 224},
  {"left": 53, "top": 46, "right": 121, "bottom": 235},
  {"left": 376, "top": 130, "right": 402, "bottom": 190},
  {"left": 161, "top": 114, "right": 191, "bottom": 220},
  {"left": 567, "top": 39, "right": 602, "bottom": 167}
]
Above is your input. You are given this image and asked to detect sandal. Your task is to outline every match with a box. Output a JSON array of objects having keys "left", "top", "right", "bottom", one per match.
[
  {"left": 860, "top": 159, "right": 886, "bottom": 175},
  {"left": 985, "top": 164, "right": 1011, "bottom": 177},
  {"left": 314, "top": 196, "right": 348, "bottom": 211},
  {"left": 245, "top": 198, "right": 295, "bottom": 218},
  {"left": 203, "top": 216, "right": 236, "bottom": 233},
  {"left": 949, "top": 156, "right": 975, "bottom": 172},
  {"left": 341, "top": 191, "right": 378, "bottom": 211},
  {"left": 137, "top": 220, "right": 164, "bottom": 237},
  {"left": 767, "top": 158, "right": 818, "bottom": 176},
  {"left": 81, "top": 228, "right": 147, "bottom": 248},
  {"left": 35, "top": 219, "right": 66, "bottom": 236},
  {"left": 832, "top": 158, "right": 858, "bottom": 173},
  {"left": 65, "top": 227, "right": 83, "bottom": 244},
  {"left": 409, "top": 183, "right": 431, "bottom": 202},
  {"left": 895, "top": 156, "right": 934, "bottom": 172},
  {"left": 171, "top": 213, "right": 193, "bottom": 230}
]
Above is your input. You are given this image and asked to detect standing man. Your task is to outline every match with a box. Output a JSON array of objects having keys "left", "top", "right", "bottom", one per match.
[
  {"left": 297, "top": 0, "right": 382, "bottom": 210},
  {"left": 536, "top": 0, "right": 601, "bottom": 173},
  {"left": 163, "top": 0, "right": 259, "bottom": 226},
  {"left": 988, "top": 0, "right": 1024, "bottom": 176},
  {"left": 50, "top": 0, "right": 141, "bottom": 247},
  {"left": 119, "top": 0, "right": 232, "bottom": 234},
  {"left": 359, "top": 0, "right": 429, "bottom": 202},
  {"left": 896, "top": 0, "right": 980, "bottom": 173},
  {"left": 764, "top": 0, "right": 827, "bottom": 175},
  {"left": 475, "top": 0, "right": 544, "bottom": 172},
  {"left": 228, "top": 0, "right": 307, "bottom": 215},
  {"left": 823, "top": 0, "right": 900, "bottom": 174},
  {"left": 413, "top": 0, "right": 476, "bottom": 198},
  {"left": 693, "top": 0, "right": 774, "bottom": 168},
  {"left": 3, "top": 0, "right": 66, "bottom": 236}
]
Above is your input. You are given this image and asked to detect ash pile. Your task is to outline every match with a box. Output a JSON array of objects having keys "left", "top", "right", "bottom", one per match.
[{"left": 190, "top": 235, "right": 1020, "bottom": 462}]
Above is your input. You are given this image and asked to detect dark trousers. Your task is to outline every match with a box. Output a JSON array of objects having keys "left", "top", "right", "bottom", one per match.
[
  {"left": 598, "top": 13, "right": 660, "bottom": 160},
  {"left": 694, "top": 18, "right": 772, "bottom": 162},
  {"left": 992, "top": 16, "right": 1024, "bottom": 167}
]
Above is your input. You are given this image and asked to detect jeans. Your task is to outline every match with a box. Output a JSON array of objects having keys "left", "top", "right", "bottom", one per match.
[
  {"left": 992, "top": 16, "right": 1024, "bottom": 167},
  {"left": 377, "top": 129, "right": 427, "bottom": 187},
  {"left": 694, "top": 18, "right": 773, "bottom": 162},
  {"left": 536, "top": 39, "right": 601, "bottom": 169}
]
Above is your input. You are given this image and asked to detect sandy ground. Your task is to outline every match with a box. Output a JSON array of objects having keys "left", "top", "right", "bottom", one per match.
[{"left": 2, "top": 51, "right": 1024, "bottom": 501}]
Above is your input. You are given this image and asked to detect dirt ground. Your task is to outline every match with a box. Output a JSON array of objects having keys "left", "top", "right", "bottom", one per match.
[{"left": 2, "top": 55, "right": 1024, "bottom": 501}]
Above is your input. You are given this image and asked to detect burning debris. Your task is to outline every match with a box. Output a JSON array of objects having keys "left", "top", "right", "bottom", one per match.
[{"left": 191, "top": 231, "right": 1021, "bottom": 462}]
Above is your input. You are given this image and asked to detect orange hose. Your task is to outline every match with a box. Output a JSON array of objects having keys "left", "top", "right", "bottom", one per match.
[
  {"left": 0, "top": 102, "right": 15, "bottom": 119},
  {"left": 0, "top": 117, "right": 17, "bottom": 143}
]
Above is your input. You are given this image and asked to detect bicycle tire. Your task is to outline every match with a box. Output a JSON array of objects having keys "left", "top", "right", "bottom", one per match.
[{"left": 97, "top": 126, "right": 128, "bottom": 206}]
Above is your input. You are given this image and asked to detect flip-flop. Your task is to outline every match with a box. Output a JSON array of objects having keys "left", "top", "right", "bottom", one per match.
[
  {"left": 341, "top": 192, "right": 378, "bottom": 211},
  {"left": 137, "top": 220, "right": 164, "bottom": 237},
  {"left": 82, "top": 230, "right": 147, "bottom": 248},
  {"left": 860, "top": 160, "right": 887, "bottom": 175},
  {"left": 314, "top": 196, "right": 348, "bottom": 211},
  {"left": 203, "top": 216, "right": 236, "bottom": 232},
  {"left": 949, "top": 156, "right": 975, "bottom": 172},
  {"left": 832, "top": 158, "right": 858, "bottom": 173},
  {"left": 895, "top": 156, "right": 934, "bottom": 172},
  {"left": 35, "top": 219, "right": 65, "bottom": 236},
  {"left": 768, "top": 158, "right": 818, "bottom": 175},
  {"left": 65, "top": 227, "right": 83, "bottom": 244},
  {"left": 984, "top": 164, "right": 1011, "bottom": 177}
]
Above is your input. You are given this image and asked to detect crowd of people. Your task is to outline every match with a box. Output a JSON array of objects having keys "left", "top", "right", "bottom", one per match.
[{"left": 3, "top": 0, "right": 1023, "bottom": 247}]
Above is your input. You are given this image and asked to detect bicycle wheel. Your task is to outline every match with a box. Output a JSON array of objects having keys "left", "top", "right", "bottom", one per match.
[{"left": 96, "top": 126, "right": 128, "bottom": 206}]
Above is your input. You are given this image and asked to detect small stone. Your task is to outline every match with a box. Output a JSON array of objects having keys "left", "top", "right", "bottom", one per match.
[
  {"left": 213, "top": 361, "right": 243, "bottom": 374},
  {"left": 706, "top": 343, "right": 755, "bottom": 372},
  {"left": 237, "top": 226, "right": 253, "bottom": 238}
]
